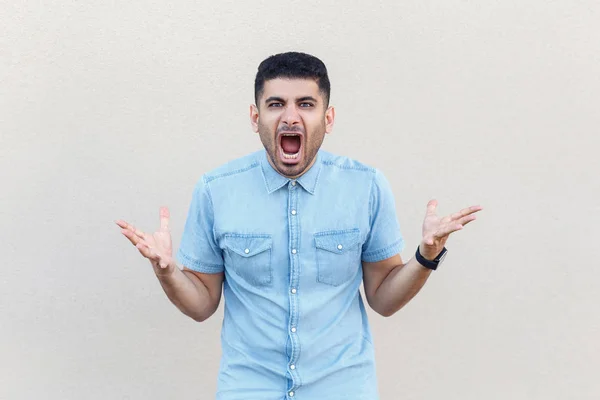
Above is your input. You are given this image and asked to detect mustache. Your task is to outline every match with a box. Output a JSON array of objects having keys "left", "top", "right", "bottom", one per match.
[{"left": 277, "top": 126, "right": 304, "bottom": 134}]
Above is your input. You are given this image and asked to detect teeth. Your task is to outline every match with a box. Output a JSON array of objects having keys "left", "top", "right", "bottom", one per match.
[
  {"left": 280, "top": 147, "right": 300, "bottom": 159},
  {"left": 280, "top": 134, "right": 301, "bottom": 159}
]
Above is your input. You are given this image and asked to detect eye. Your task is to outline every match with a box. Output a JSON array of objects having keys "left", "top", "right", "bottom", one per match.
[
  {"left": 299, "top": 102, "right": 314, "bottom": 108},
  {"left": 268, "top": 102, "right": 283, "bottom": 107}
]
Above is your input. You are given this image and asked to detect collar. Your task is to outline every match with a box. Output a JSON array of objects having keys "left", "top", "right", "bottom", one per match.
[{"left": 259, "top": 149, "right": 322, "bottom": 195}]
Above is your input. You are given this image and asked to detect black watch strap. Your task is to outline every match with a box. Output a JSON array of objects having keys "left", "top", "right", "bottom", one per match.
[{"left": 415, "top": 246, "right": 447, "bottom": 271}]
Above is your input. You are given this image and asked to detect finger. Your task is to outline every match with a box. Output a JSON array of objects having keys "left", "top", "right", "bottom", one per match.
[
  {"left": 116, "top": 219, "right": 147, "bottom": 239},
  {"left": 136, "top": 243, "right": 161, "bottom": 262},
  {"left": 135, "top": 242, "right": 152, "bottom": 258},
  {"left": 124, "top": 227, "right": 147, "bottom": 244},
  {"left": 457, "top": 214, "right": 477, "bottom": 227},
  {"left": 159, "top": 206, "right": 170, "bottom": 232},
  {"left": 434, "top": 224, "right": 463, "bottom": 238},
  {"left": 133, "top": 226, "right": 146, "bottom": 240},
  {"left": 450, "top": 205, "right": 483, "bottom": 221},
  {"left": 121, "top": 228, "right": 142, "bottom": 246},
  {"left": 426, "top": 199, "right": 438, "bottom": 216},
  {"left": 449, "top": 208, "right": 471, "bottom": 221},
  {"left": 115, "top": 220, "right": 129, "bottom": 229},
  {"left": 129, "top": 226, "right": 147, "bottom": 241},
  {"left": 116, "top": 220, "right": 141, "bottom": 236}
]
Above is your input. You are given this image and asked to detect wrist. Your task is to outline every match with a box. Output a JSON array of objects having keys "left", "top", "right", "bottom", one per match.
[
  {"left": 418, "top": 243, "right": 439, "bottom": 261},
  {"left": 415, "top": 245, "right": 448, "bottom": 271},
  {"left": 154, "top": 261, "right": 178, "bottom": 279}
]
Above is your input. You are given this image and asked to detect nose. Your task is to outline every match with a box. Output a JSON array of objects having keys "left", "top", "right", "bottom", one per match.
[{"left": 281, "top": 104, "right": 301, "bottom": 126}]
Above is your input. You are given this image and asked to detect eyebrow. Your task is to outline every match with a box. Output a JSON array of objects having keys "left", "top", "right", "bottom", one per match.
[
  {"left": 297, "top": 96, "right": 318, "bottom": 103},
  {"left": 264, "top": 96, "right": 285, "bottom": 104},
  {"left": 264, "top": 96, "right": 319, "bottom": 104}
]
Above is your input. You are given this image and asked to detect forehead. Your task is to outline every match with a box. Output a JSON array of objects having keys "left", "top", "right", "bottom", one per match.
[{"left": 261, "top": 78, "right": 321, "bottom": 102}]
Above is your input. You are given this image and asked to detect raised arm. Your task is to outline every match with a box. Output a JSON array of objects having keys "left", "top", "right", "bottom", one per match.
[{"left": 116, "top": 206, "right": 223, "bottom": 322}]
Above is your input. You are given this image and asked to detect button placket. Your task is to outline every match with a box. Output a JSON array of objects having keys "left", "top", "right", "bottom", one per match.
[{"left": 287, "top": 179, "right": 301, "bottom": 393}]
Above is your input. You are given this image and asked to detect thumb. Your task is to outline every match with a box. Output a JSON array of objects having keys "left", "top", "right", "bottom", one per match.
[
  {"left": 151, "top": 253, "right": 171, "bottom": 270},
  {"left": 159, "top": 206, "right": 170, "bottom": 232},
  {"left": 426, "top": 199, "right": 438, "bottom": 216}
]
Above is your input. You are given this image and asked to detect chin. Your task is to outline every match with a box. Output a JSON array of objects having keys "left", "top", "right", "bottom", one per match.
[{"left": 277, "top": 162, "right": 305, "bottom": 177}]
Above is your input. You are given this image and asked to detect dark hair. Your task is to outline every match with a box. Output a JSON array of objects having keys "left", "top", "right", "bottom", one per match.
[{"left": 254, "top": 52, "right": 331, "bottom": 107}]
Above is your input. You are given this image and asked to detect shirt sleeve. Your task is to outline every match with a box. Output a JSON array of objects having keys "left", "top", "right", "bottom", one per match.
[
  {"left": 361, "top": 169, "right": 405, "bottom": 262},
  {"left": 176, "top": 175, "right": 224, "bottom": 273}
]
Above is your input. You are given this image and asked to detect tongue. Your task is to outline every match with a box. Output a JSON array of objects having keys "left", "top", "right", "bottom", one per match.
[{"left": 281, "top": 136, "right": 301, "bottom": 154}]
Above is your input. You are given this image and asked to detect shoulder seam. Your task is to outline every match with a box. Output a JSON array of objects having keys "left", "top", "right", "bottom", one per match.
[
  {"left": 368, "top": 171, "right": 376, "bottom": 228},
  {"left": 204, "top": 161, "right": 261, "bottom": 183},
  {"left": 321, "top": 159, "right": 375, "bottom": 172}
]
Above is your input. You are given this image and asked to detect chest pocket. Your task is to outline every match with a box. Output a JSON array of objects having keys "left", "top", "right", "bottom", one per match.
[
  {"left": 314, "top": 228, "right": 361, "bottom": 286},
  {"left": 222, "top": 234, "right": 273, "bottom": 287}
]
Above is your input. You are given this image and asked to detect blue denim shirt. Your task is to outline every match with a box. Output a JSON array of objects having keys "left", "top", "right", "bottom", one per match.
[{"left": 177, "top": 149, "right": 404, "bottom": 400}]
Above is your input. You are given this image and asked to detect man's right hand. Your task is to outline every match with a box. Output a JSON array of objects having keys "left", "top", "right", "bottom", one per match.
[{"left": 116, "top": 206, "right": 176, "bottom": 276}]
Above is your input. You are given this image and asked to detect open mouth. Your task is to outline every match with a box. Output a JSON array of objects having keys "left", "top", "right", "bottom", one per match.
[{"left": 279, "top": 133, "right": 302, "bottom": 163}]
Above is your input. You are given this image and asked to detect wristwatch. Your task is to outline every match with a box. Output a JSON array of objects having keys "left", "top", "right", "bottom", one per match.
[{"left": 415, "top": 246, "right": 448, "bottom": 271}]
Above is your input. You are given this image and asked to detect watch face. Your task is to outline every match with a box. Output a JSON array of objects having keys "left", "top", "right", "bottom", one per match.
[{"left": 436, "top": 250, "right": 447, "bottom": 265}]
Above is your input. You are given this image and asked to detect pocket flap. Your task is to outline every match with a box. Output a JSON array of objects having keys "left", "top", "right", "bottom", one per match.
[
  {"left": 314, "top": 229, "right": 360, "bottom": 253},
  {"left": 223, "top": 234, "right": 272, "bottom": 257}
]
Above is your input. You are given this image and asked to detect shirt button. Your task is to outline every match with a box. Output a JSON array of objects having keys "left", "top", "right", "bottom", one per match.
[
  {"left": 290, "top": 364, "right": 296, "bottom": 370},
  {"left": 291, "top": 181, "right": 296, "bottom": 186},
  {"left": 291, "top": 327, "right": 296, "bottom": 333},
  {"left": 337, "top": 244, "right": 343, "bottom": 250},
  {"left": 291, "top": 249, "right": 297, "bottom": 254},
  {"left": 291, "top": 210, "right": 297, "bottom": 215},
  {"left": 244, "top": 248, "right": 250, "bottom": 254},
  {"left": 291, "top": 288, "right": 297, "bottom": 294},
  {"left": 289, "top": 391, "right": 295, "bottom": 397}
]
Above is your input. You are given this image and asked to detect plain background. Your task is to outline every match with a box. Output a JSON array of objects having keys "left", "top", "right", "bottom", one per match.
[{"left": 2, "top": 1, "right": 599, "bottom": 399}]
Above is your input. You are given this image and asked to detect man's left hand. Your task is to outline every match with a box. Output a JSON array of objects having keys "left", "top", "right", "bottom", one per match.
[{"left": 420, "top": 200, "right": 483, "bottom": 260}]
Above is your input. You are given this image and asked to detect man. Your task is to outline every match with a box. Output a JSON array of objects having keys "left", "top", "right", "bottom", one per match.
[{"left": 116, "top": 52, "right": 482, "bottom": 399}]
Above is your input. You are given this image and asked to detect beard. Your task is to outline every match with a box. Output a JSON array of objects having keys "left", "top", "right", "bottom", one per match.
[{"left": 257, "top": 121, "right": 325, "bottom": 179}]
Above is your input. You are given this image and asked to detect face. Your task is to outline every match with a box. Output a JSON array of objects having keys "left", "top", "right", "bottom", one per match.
[{"left": 250, "top": 78, "right": 335, "bottom": 179}]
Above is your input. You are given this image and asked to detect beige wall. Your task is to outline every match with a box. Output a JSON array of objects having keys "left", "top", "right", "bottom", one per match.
[{"left": 2, "top": 1, "right": 599, "bottom": 399}]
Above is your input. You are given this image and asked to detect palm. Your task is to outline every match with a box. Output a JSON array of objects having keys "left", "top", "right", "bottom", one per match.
[
  {"left": 147, "top": 228, "right": 173, "bottom": 265},
  {"left": 116, "top": 206, "right": 175, "bottom": 274},
  {"left": 422, "top": 213, "right": 449, "bottom": 246},
  {"left": 420, "top": 200, "right": 482, "bottom": 259}
]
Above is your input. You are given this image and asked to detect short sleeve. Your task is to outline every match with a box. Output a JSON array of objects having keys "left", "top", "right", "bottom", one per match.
[
  {"left": 176, "top": 176, "right": 224, "bottom": 273},
  {"left": 361, "top": 169, "right": 405, "bottom": 262}
]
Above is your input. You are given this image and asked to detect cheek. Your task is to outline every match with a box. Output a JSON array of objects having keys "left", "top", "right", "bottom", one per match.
[
  {"left": 305, "top": 117, "right": 327, "bottom": 134},
  {"left": 257, "top": 120, "right": 270, "bottom": 134},
  {"left": 257, "top": 120, "right": 277, "bottom": 143},
  {"left": 258, "top": 114, "right": 278, "bottom": 129}
]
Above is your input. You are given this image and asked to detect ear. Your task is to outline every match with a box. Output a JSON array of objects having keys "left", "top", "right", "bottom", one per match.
[
  {"left": 325, "top": 106, "right": 335, "bottom": 134},
  {"left": 250, "top": 104, "right": 259, "bottom": 133}
]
